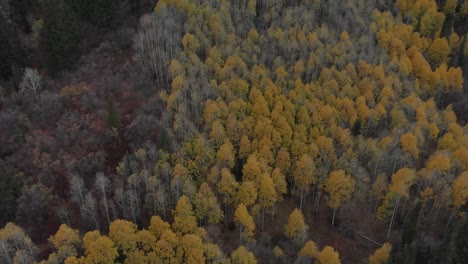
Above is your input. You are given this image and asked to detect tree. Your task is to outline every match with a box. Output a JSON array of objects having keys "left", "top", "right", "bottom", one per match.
[
  {"left": 180, "top": 234, "right": 205, "bottom": 264},
  {"left": 236, "top": 181, "right": 258, "bottom": 207},
  {"left": 216, "top": 140, "right": 235, "bottom": 169},
  {"left": 94, "top": 173, "right": 111, "bottom": 226},
  {"left": 148, "top": 216, "right": 170, "bottom": 239},
  {"left": 0, "top": 223, "right": 38, "bottom": 264},
  {"left": 45, "top": 224, "right": 81, "bottom": 263},
  {"left": 217, "top": 168, "right": 239, "bottom": 218},
  {"left": 378, "top": 168, "right": 416, "bottom": 239},
  {"left": 284, "top": 209, "right": 308, "bottom": 253},
  {"left": 400, "top": 132, "right": 419, "bottom": 159},
  {"left": 273, "top": 245, "right": 285, "bottom": 259},
  {"left": 258, "top": 174, "right": 277, "bottom": 230},
  {"left": 109, "top": 220, "right": 138, "bottom": 256},
  {"left": 234, "top": 204, "right": 255, "bottom": 244},
  {"left": 298, "top": 240, "right": 319, "bottom": 259},
  {"left": 172, "top": 196, "right": 198, "bottom": 235},
  {"left": 81, "top": 231, "right": 118, "bottom": 264},
  {"left": 242, "top": 154, "right": 262, "bottom": 183},
  {"left": 83, "top": 192, "right": 100, "bottom": 231},
  {"left": 39, "top": 0, "right": 82, "bottom": 76},
  {"left": 193, "top": 183, "right": 223, "bottom": 225},
  {"left": 107, "top": 101, "right": 121, "bottom": 131},
  {"left": 324, "top": 170, "right": 356, "bottom": 226},
  {"left": 271, "top": 168, "right": 287, "bottom": 202},
  {"left": 294, "top": 154, "right": 315, "bottom": 210},
  {"left": 317, "top": 246, "right": 341, "bottom": 264},
  {"left": 15, "top": 183, "right": 52, "bottom": 234},
  {"left": 368, "top": 243, "right": 392, "bottom": 264},
  {"left": 451, "top": 171, "right": 468, "bottom": 208},
  {"left": 230, "top": 246, "right": 257, "bottom": 264},
  {"left": 428, "top": 38, "right": 450, "bottom": 66},
  {"left": 69, "top": 174, "right": 87, "bottom": 216},
  {"left": 19, "top": 68, "right": 41, "bottom": 102}
]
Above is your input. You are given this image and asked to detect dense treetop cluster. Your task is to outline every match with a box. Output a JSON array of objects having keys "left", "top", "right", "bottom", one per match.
[{"left": 0, "top": 0, "right": 467, "bottom": 263}]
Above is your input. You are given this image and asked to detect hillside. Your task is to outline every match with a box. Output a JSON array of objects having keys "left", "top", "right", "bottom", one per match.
[{"left": 0, "top": 0, "right": 467, "bottom": 263}]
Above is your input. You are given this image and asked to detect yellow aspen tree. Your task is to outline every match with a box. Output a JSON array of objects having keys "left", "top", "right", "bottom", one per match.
[
  {"left": 275, "top": 147, "right": 292, "bottom": 175},
  {"left": 236, "top": 180, "right": 258, "bottom": 207},
  {"left": 204, "top": 243, "right": 226, "bottom": 263},
  {"left": 428, "top": 38, "right": 450, "bottom": 66},
  {"left": 453, "top": 147, "right": 468, "bottom": 171},
  {"left": 273, "top": 245, "right": 285, "bottom": 259},
  {"left": 378, "top": 168, "right": 416, "bottom": 239},
  {"left": 318, "top": 246, "right": 341, "bottom": 264},
  {"left": 136, "top": 230, "right": 156, "bottom": 254},
  {"left": 271, "top": 168, "right": 287, "bottom": 201},
  {"left": 284, "top": 209, "right": 308, "bottom": 253},
  {"left": 109, "top": 220, "right": 138, "bottom": 256},
  {"left": 218, "top": 168, "right": 238, "bottom": 208},
  {"left": 400, "top": 132, "right": 419, "bottom": 159},
  {"left": 324, "top": 170, "right": 356, "bottom": 226},
  {"left": 234, "top": 204, "right": 255, "bottom": 244},
  {"left": 193, "top": 183, "right": 223, "bottom": 225},
  {"left": 217, "top": 139, "right": 235, "bottom": 169},
  {"left": 148, "top": 216, "right": 170, "bottom": 239},
  {"left": 426, "top": 151, "right": 451, "bottom": 173},
  {"left": 294, "top": 154, "right": 315, "bottom": 210},
  {"left": 437, "top": 132, "right": 457, "bottom": 151},
  {"left": 243, "top": 154, "right": 262, "bottom": 183},
  {"left": 82, "top": 231, "right": 118, "bottom": 264},
  {"left": 258, "top": 173, "right": 277, "bottom": 230},
  {"left": 180, "top": 234, "right": 206, "bottom": 264},
  {"left": 230, "top": 246, "right": 257, "bottom": 264},
  {"left": 239, "top": 135, "right": 252, "bottom": 159},
  {"left": 46, "top": 224, "right": 81, "bottom": 263},
  {"left": 154, "top": 229, "right": 179, "bottom": 263},
  {"left": 172, "top": 195, "right": 198, "bottom": 235},
  {"left": 298, "top": 240, "right": 319, "bottom": 259},
  {"left": 452, "top": 171, "right": 468, "bottom": 208},
  {"left": 368, "top": 243, "right": 392, "bottom": 264}
]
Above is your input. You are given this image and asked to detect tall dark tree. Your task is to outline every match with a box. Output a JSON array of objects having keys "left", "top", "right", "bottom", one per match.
[
  {"left": 68, "top": 0, "right": 121, "bottom": 29},
  {"left": 39, "top": 0, "right": 82, "bottom": 76},
  {"left": 0, "top": 161, "right": 21, "bottom": 226}
]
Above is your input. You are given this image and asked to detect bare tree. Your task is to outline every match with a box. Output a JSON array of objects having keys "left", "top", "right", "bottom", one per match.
[
  {"left": 69, "top": 175, "right": 87, "bottom": 217},
  {"left": 95, "top": 172, "right": 111, "bottom": 226},
  {"left": 83, "top": 192, "right": 100, "bottom": 231},
  {"left": 19, "top": 68, "right": 42, "bottom": 102}
]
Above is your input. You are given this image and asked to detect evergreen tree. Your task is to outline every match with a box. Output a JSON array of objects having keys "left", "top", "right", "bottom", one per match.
[{"left": 39, "top": 0, "right": 82, "bottom": 76}]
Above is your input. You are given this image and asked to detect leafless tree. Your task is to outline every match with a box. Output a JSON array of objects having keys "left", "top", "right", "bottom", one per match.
[{"left": 19, "top": 68, "right": 42, "bottom": 102}]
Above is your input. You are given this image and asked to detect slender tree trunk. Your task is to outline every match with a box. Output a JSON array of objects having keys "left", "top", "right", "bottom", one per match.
[
  {"left": 262, "top": 207, "right": 265, "bottom": 231},
  {"left": 372, "top": 199, "right": 379, "bottom": 223},
  {"left": 314, "top": 190, "right": 321, "bottom": 214},
  {"left": 387, "top": 197, "right": 400, "bottom": 240},
  {"left": 443, "top": 209, "right": 455, "bottom": 235},
  {"left": 332, "top": 207, "right": 336, "bottom": 226}
]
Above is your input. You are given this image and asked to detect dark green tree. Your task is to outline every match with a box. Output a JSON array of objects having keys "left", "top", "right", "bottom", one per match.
[
  {"left": 39, "top": 0, "right": 83, "bottom": 76},
  {"left": 0, "top": 161, "right": 21, "bottom": 226},
  {"left": 68, "top": 0, "right": 121, "bottom": 29},
  {"left": 107, "top": 100, "right": 121, "bottom": 130}
]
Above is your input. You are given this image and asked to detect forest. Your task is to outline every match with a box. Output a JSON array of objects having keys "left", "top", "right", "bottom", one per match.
[{"left": 0, "top": 0, "right": 467, "bottom": 263}]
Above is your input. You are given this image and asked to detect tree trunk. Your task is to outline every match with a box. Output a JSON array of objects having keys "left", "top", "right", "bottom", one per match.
[
  {"left": 443, "top": 209, "right": 455, "bottom": 235},
  {"left": 387, "top": 196, "right": 400, "bottom": 240},
  {"left": 262, "top": 207, "right": 265, "bottom": 231},
  {"left": 332, "top": 207, "right": 336, "bottom": 226},
  {"left": 300, "top": 187, "right": 304, "bottom": 211}
]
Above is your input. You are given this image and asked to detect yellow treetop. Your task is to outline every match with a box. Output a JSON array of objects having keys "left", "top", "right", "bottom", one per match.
[{"left": 368, "top": 243, "right": 392, "bottom": 264}]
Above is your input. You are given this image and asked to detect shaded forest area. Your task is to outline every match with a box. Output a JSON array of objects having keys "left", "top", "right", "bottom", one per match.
[{"left": 0, "top": 0, "right": 467, "bottom": 263}]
